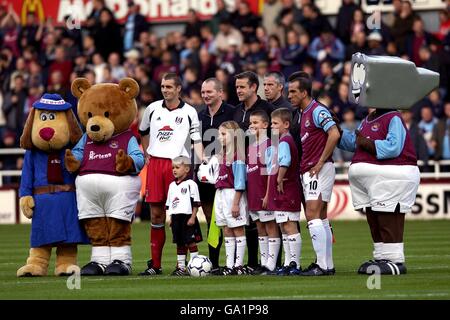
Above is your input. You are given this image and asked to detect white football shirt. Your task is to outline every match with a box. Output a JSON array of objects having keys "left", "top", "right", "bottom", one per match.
[
  {"left": 139, "top": 100, "right": 201, "bottom": 159},
  {"left": 165, "top": 179, "right": 201, "bottom": 215}
]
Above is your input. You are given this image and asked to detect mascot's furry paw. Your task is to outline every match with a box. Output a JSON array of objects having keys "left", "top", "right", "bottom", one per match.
[
  {"left": 115, "top": 149, "right": 134, "bottom": 173},
  {"left": 19, "top": 196, "right": 34, "bottom": 219},
  {"left": 55, "top": 245, "right": 78, "bottom": 276},
  {"left": 17, "top": 264, "right": 47, "bottom": 277},
  {"left": 65, "top": 149, "right": 81, "bottom": 172},
  {"left": 55, "top": 264, "right": 78, "bottom": 276},
  {"left": 17, "top": 247, "right": 51, "bottom": 277}
]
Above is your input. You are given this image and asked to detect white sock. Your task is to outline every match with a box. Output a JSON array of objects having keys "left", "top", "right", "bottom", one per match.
[
  {"left": 258, "top": 236, "right": 269, "bottom": 267},
  {"left": 235, "top": 236, "right": 247, "bottom": 267},
  {"left": 308, "top": 219, "right": 327, "bottom": 270},
  {"left": 288, "top": 233, "right": 301, "bottom": 268},
  {"left": 91, "top": 246, "right": 111, "bottom": 265},
  {"left": 282, "top": 234, "right": 290, "bottom": 266},
  {"left": 177, "top": 254, "right": 186, "bottom": 270},
  {"left": 224, "top": 237, "right": 236, "bottom": 269},
  {"left": 190, "top": 251, "right": 199, "bottom": 261},
  {"left": 110, "top": 246, "right": 132, "bottom": 265},
  {"left": 373, "top": 242, "right": 383, "bottom": 260},
  {"left": 322, "top": 219, "right": 334, "bottom": 269},
  {"left": 267, "top": 238, "right": 281, "bottom": 271},
  {"left": 382, "top": 243, "right": 405, "bottom": 263}
]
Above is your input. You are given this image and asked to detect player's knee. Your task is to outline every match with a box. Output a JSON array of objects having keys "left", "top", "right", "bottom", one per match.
[
  {"left": 150, "top": 205, "right": 166, "bottom": 224},
  {"left": 255, "top": 221, "right": 266, "bottom": 235},
  {"left": 283, "top": 221, "right": 298, "bottom": 234},
  {"left": 266, "top": 221, "right": 279, "bottom": 237}
]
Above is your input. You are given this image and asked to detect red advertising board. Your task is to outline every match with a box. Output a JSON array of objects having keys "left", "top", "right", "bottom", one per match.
[{"left": 1, "top": 0, "right": 264, "bottom": 25}]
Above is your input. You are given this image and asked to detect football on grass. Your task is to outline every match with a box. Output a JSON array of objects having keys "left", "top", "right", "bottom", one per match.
[{"left": 187, "top": 255, "right": 212, "bottom": 277}]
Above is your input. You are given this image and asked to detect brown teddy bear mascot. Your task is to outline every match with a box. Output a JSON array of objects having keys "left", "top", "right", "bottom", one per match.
[
  {"left": 65, "top": 78, "right": 144, "bottom": 276},
  {"left": 17, "top": 93, "right": 89, "bottom": 277}
]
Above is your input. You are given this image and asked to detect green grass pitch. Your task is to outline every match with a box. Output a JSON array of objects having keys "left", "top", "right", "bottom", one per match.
[{"left": 0, "top": 220, "right": 449, "bottom": 300}]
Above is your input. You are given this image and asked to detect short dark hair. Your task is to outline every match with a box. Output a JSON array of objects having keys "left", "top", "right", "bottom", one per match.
[
  {"left": 235, "top": 71, "right": 259, "bottom": 91},
  {"left": 265, "top": 71, "right": 285, "bottom": 87},
  {"left": 271, "top": 108, "right": 292, "bottom": 126},
  {"left": 288, "top": 71, "right": 312, "bottom": 96},
  {"left": 162, "top": 72, "right": 182, "bottom": 87},
  {"left": 249, "top": 110, "right": 269, "bottom": 123}
]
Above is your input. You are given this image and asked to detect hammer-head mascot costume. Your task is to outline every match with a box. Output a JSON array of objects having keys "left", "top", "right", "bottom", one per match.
[{"left": 338, "top": 53, "right": 439, "bottom": 275}]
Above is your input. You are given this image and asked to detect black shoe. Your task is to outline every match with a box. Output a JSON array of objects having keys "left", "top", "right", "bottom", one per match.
[
  {"left": 221, "top": 267, "right": 237, "bottom": 276},
  {"left": 211, "top": 267, "right": 223, "bottom": 276},
  {"left": 260, "top": 266, "right": 278, "bottom": 275},
  {"left": 250, "top": 265, "right": 266, "bottom": 275},
  {"left": 139, "top": 259, "right": 162, "bottom": 276},
  {"left": 288, "top": 261, "right": 302, "bottom": 275},
  {"left": 276, "top": 265, "right": 290, "bottom": 276},
  {"left": 104, "top": 260, "right": 132, "bottom": 276},
  {"left": 81, "top": 261, "right": 107, "bottom": 276},
  {"left": 374, "top": 260, "right": 407, "bottom": 275},
  {"left": 357, "top": 259, "right": 379, "bottom": 274},
  {"left": 171, "top": 267, "right": 188, "bottom": 276},
  {"left": 233, "top": 265, "right": 249, "bottom": 275},
  {"left": 243, "top": 264, "right": 259, "bottom": 275},
  {"left": 327, "top": 268, "right": 336, "bottom": 275},
  {"left": 300, "top": 263, "right": 327, "bottom": 276}
]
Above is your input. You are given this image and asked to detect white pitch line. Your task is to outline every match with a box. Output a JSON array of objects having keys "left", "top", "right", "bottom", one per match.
[{"left": 221, "top": 292, "right": 450, "bottom": 300}]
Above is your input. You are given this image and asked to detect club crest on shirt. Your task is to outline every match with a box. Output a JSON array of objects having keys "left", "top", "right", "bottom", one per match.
[
  {"left": 175, "top": 116, "right": 183, "bottom": 125},
  {"left": 305, "top": 119, "right": 310, "bottom": 128},
  {"left": 371, "top": 123, "right": 380, "bottom": 132},
  {"left": 109, "top": 140, "right": 119, "bottom": 149},
  {"left": 157, "top": 125, "right": 174, "bottom": 142},
  {"left": 181, "top": 187, "right": 187, "bottom": 194}
]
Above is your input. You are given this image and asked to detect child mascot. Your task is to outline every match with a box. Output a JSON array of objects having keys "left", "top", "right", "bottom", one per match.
[
  {"left": 338, "top": 53, "right": 439, "bottom": 275},
  {"left": 65, "top": 78, "right": 144, "bottom": 276},
  {"left": 17, "top": 93, "right": 89, "bottom": 277}
]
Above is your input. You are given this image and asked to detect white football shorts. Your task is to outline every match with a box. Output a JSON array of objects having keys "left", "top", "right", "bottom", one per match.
[
  {"left": 301, "top": 162, "right": 335, "bottom": 202},
  {"left": 249, "top": 210, "right": 275, "bottom": 222},
  {"left": 214, "top": 188, "right": 248, "bottom": 228},
  {"left": 76, "top": 173, "right": 141, "bottom": 222},
  {"left": 274, "top": 211, "right": 301, "bottom": 223},
  {"left": 348, "top": 163, "right": 420, "bottom": 213}
]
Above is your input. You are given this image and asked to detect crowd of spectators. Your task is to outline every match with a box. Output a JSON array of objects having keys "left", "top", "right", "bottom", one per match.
[{"left": 0, "top": 0, "right": 450, "bottom": 183}]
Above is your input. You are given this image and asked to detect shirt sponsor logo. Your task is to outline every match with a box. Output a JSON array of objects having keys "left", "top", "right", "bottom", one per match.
[
  {"left": 218, "top": 173, "right": 228, "bottom": 181},
  {"left": 247, "top": 165, "right": 259, "bottom": 174},
  {"left": 157, "top": 125, "right": 174, "bottom": 142},
  {"left": 89, "top": 151, "right": 112, "bottom": 160},
  {"left": 172, "top": 197, "right": 180, "bottom": 209},
  {"left": 301, "top": 132, "right": 310, "bottom": 143}
]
